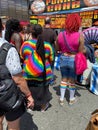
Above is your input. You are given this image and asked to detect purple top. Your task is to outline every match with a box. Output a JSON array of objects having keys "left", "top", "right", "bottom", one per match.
[{"left": 57, "top": 31, "right": 80, "bottom": 53}]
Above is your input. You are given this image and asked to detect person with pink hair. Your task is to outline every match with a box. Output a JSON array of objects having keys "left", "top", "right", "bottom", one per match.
[{"left": 56, "top": 13, "right": 84, "bottom": 105}]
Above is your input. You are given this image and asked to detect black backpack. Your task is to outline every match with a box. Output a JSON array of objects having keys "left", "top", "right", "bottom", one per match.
[{"left": 0, "top": 43, "right": 25, "bottom": 112}]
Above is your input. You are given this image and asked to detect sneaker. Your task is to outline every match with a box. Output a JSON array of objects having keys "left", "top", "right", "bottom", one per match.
[
  {"left": 41, "top": 102, "right": 50, "bottom": 112},
  {"left": 69, "top": 97, "right": 77, "bottom": 105},
  {"left": 59, "top": 99, "right": 64, "bottom": 106}
]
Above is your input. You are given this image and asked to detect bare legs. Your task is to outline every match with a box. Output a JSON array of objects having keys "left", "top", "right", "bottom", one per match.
[
  {"left": 7, "top": 118, "right": 20, "bottom": 130},
  {"left": 0, "top": 116, "right": 20, "bottom": 130},
  {"left": 0, "top": 116, "right": 4, "bottom": 130}
]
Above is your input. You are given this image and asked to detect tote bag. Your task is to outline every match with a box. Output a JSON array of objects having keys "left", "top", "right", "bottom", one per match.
[
  {"left": 75, "top": 52, "right": 87, "bottom": 75},
  {"left": 62, "top": 32, "right": 87, "bottom": 75}
]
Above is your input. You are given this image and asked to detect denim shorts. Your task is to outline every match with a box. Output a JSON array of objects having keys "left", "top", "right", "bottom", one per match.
[{"left": 60, "top": 54, "right": 77, "bottom": 79}]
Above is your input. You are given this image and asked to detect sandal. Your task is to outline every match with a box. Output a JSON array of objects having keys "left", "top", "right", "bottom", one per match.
[
  {"left": 59, "top": 99, "right": 64, "bottom": 106},
  {"left": 41, "top": 102, "right": 50, "bottom": 112},
  {"left": 69, "top": 97, "right": 77, "bottom": 105}
]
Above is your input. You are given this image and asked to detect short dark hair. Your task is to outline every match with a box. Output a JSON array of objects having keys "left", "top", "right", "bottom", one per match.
[
  {"left": 32, "top": 24, "right": 42, "bottom": 38},
  {"left": 45, "top": 17, "right": 51, "bottom": 25},
  {"left": 0, "top": 18, "right": 3, "bottom": 32}
]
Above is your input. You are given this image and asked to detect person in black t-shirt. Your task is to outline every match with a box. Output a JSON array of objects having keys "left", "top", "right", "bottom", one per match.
[{"left": 42, "top": 17, "right": 57, "bottom": 85}]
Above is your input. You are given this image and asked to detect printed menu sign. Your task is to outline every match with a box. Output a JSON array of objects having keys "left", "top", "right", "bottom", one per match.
[
  {"left": 30, "top": 9, "right": 98, "bottom": 28},
  {"left": 44, "top": 0, "right": 98, "bottom": 13},
  {"left": 46, "top": 0, "right": 81, "bottom": 12},
  {"left": 93, "top": 10, "right": 98, "bottom": 26},
  {"left": 51, "top": 17, "right": 65, "bottom": 28},
  {"left": 80, "top": 11, "right": 93, "bottom": 27}
]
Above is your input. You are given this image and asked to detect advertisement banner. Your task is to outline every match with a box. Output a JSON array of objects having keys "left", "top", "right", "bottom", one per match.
[
  {"left": 29, "top": 0, "right": 98, "bottom": 14},
  {"left": 45, "top": 0, "right": 98, "bottom": 13}
]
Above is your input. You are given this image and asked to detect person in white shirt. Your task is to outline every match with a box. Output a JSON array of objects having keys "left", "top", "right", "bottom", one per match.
[{"left": 0, "top": 18, "right": 34, "bottom": 130}]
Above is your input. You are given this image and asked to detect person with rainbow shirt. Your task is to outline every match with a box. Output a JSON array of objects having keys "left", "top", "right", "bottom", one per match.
[{"left": 20, "top": 24, "right": 54, "bottom": 112}]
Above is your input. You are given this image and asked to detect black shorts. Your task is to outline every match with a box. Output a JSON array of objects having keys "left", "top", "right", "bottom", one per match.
[{"left": 0, "top": 103, "right": 26, "bottom": 121}]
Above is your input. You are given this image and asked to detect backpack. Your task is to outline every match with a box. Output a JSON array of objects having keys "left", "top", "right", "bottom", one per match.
[{"left": 0, "top": 43, "right": 25, "bottom": 112}]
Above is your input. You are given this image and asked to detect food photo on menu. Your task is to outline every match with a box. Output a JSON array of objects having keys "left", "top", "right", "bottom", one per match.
[
  {"left": 30, "top": 0, "right": 46, "bottom": 14},
  {"left": 83, "top": 0, "right": 98, "bottom": 6}
]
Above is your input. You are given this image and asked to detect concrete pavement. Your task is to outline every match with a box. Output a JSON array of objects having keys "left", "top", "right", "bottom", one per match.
[{"left": 3, "top": 70, "right": 98, "bottom": 130}]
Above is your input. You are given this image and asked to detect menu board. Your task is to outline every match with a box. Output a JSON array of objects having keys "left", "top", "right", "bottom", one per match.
[
  {"left": 45, "top": 0, "right": 98, "bottom": 12},
  {"left": 29, "top": 0, "right": 98, "bottom": 14},
  {"left": 38, "top": 18, "right": 45, "bottom": 26},
  {"left": 30, "top": 9, "right": 98, "bottom": 29},
  {"left": 50, "top": 15, "right": 66, "bottom": 28},
  {"left": 93, "top": 10, "right": 98, "bottom": 26},
  {"left": 80, "top": 11, "right": 93, "bottom": 28},
  {"left": 30, "top": 19, "right": 38, "bottom": 24},
  {"left": 30, "top": 14, "right": 66, "bottom": 28},
  {"left": 80, "top": 10, "right": 98, "bottom": 27}
]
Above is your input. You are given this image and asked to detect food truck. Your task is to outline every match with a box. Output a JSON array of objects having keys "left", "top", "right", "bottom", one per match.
[{"left": 29, "top": 0, "right": 98, "bottom": 29}]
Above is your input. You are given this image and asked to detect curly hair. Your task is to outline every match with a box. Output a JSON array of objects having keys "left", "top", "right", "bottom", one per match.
[
  {"left": 65, "top": 13, "right": 81, "bottom": 33},
  {"left": 5, "top": 18, "right": 20, "bottom": 42}
]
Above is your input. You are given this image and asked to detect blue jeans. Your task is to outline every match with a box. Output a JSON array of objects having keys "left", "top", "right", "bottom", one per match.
[{"left": 60, "top": 54, "right": 77, "bottom": 80}]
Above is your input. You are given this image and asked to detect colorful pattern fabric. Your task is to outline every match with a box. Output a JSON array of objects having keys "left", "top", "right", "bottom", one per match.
[
  {"left": 90, "top": 64, "right": 98, "bottom": 95},
  {"left": 20, "top": 39, "right": 54, "bottom": 81},
  {"left": 68, "top": 83, "right": 76, "bottom": 90},
  {"left": 60, "top": 81, "right": 76, "bottom": 90},
  {"left": 60, "top": 81, "right": 68, "bottom": 88},
  {"left": 24, "top": 50, "right": 44, "bottom": 78}
]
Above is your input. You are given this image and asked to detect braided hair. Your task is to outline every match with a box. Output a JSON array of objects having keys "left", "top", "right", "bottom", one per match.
[
  {"left": 5, "top": 18, "right": 20, "bottom": 42},
  {"left": 32, "top": 24, "right": 46, "bottom": 81}
]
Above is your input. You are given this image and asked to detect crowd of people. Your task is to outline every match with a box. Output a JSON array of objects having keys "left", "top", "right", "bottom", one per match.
[{"left": 0, "top": 13, "right": 98, "bottom": 130}]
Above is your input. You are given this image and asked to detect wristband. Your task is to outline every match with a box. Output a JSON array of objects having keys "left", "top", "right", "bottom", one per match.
[{"left": 26, "top": 93, "right": 32, "bottom": 99}]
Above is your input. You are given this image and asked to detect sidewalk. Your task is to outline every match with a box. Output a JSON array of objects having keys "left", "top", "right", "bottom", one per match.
[{"left": 3, "top": 70, "right": 98, "bottom": 130}]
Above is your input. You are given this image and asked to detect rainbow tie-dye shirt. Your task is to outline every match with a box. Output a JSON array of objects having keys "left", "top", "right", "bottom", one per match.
[{"left": 20, "top": 39, "right": 54, "bottom": 81}]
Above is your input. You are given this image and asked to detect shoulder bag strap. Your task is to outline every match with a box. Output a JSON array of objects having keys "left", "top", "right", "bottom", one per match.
[
  {"left": 62, "top": 32, "right": 77, "bottom": 53},
  {"left": 0, "top": 43, "right": 14, "bottom": 64}
]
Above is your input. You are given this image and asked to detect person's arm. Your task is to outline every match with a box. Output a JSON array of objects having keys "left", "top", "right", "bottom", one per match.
[
  {"left": 55, "top": 36, "right": 60, "bottom": 53},
  {"left": 12, "top": 73, "right": 34, "bottom": 108},
  {"left": 6, "top": 47, "right": 34, "bottom": 108},
  {"left": 78, "top": 33, "right": 85, "bottom": 53},
  {"left": 53, "top": 31, "right": 57, "bottom": 51}
]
